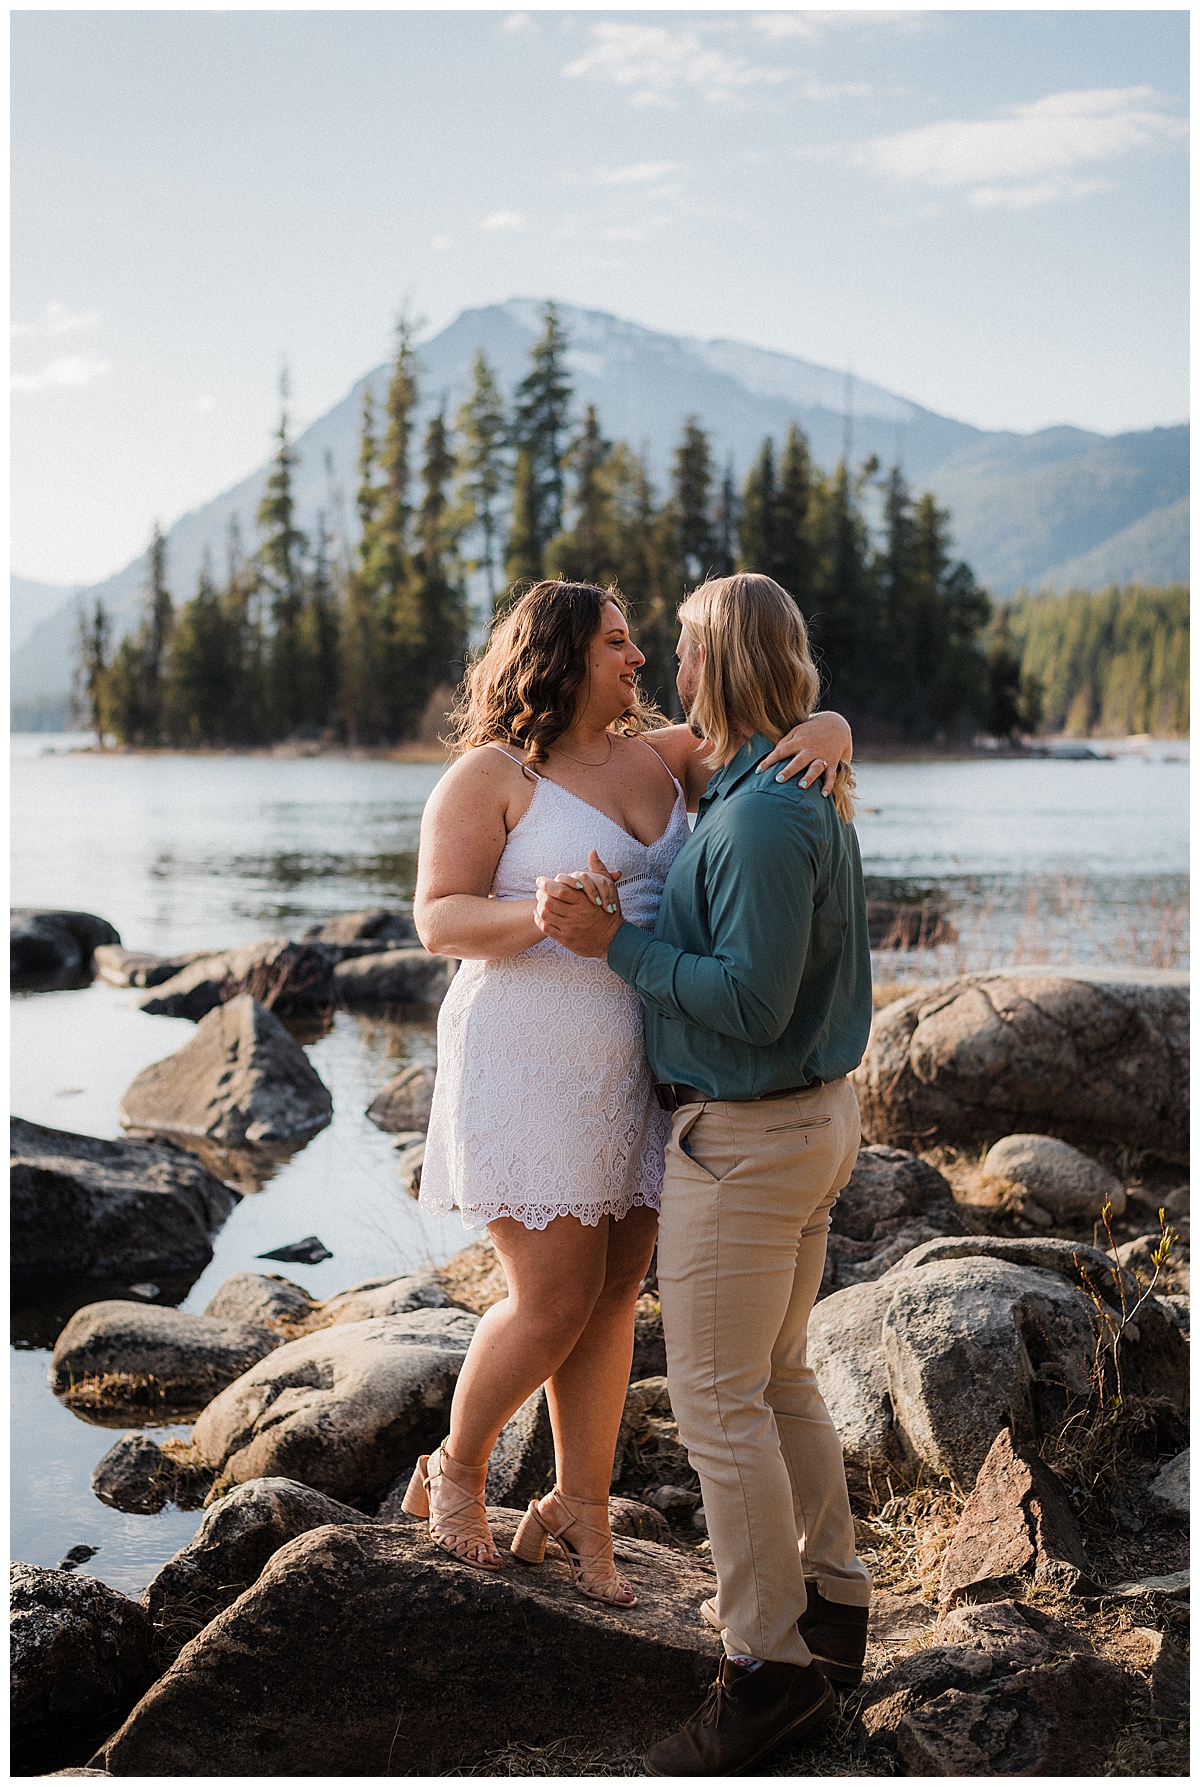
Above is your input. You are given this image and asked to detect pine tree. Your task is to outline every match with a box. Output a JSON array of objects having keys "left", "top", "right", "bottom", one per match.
[
  {"left": 412, "top": 408, "right": 469, "bottom": 716},
  {"left": 916, "top": 492, "right": 991, "bottom": 735},
  {"left": 807, "top": 456, "right": 879, "bottom": 713},
  {"left": 376, "top": 319, "right": 424, "bottom": 737},
  {"left": 774, "top": 424, "right": 816, "bottom": 607},
  {"left": 506, "top": 302, "right": 573, "bottom": 580},
  {"left": 144, "top": 522, "right": 174, "bottom": 742},
  {"left": 713, "top": 460, "right": 739, "bottom": 577},
  {"left": 106, "top": 525, "right": 174, "bottom": 745},
  {"left": 302, "top": 513, "right": 342, "bottom": 730},
  {"left": 340, "top": 390, "right": 386, "bottom": 744},
  {"left": 545, "top": 405, "right": 617, "bottom": 585},
  {"left": 504, "top": 443, "right": 542, "bottom": 592},
  {"left": 221, "top": 515, "right": 265, "bottom": 744},
  {"left": 669, "top": 417, "right": 716, "bottom": 586},
  {"left": 876, "top": 465, "right": 924, "bottom": 731},
  {"left": 258, "top": 369, "right": 309, "bottom": 738},
  {"left": 454, "top": 350, "right": 507, "bottom": 608},
  {"left": 73, "top": 598, "right": 110, "bottom": 743},
  {"left": 738, "top": 437, "right": 778, "bottom": 575},
  {"left": 605, "top": 445, "right": 676, "bottom": 714},
  {"left": 169, "top": 554, "right": 230, "bottom": 745}
]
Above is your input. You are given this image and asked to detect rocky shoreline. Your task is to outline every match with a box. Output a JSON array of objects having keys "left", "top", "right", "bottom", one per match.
[{"left": 8, "top": 905, "right": 1191, "bottom": 1776}]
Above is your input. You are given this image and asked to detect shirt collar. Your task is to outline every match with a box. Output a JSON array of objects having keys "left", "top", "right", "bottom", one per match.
[{"left": 697, "top": 733, "right": 774, "bottom": 819}]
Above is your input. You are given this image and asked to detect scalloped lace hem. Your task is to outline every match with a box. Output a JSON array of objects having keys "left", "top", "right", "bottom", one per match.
[{"left": 422, "top": 1189, "right": 660, "bottom": 1233}]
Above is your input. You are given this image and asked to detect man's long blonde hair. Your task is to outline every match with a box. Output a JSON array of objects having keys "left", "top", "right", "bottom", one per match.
[{"left": 677, "top": 573, "right": 856, "bottom": 822}]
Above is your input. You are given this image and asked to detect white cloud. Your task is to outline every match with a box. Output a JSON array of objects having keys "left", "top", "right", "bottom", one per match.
[
  {"left": 855, "top": 86, "right": 1187, "bottom": 205},
  {"left": 481, "top": 210, "right": 526, "bottom": 231},
  {"left": 12, "top": 354, "right": 113, "bottom": 393},
  {"left": 11, "top": 300, "right": 101, "bottom": 339},
  {"left": 564, "top": 23, "right": 789, "bottom": 108},
  {"left": 502, "top": 12, "right": 537, "bottom": 34},
  {"left": 192, "top": 394, "right": 216, "bottom": 413},
  {"left": 594, "top": 160, "right": 686, "bottom": 187},
  {"left": 752, "top": 11, "right": 932, "bottom": 42},
  {"left": 968, "top": 176, "right": 1115, "bottom": 211},
  {"left": 431, "top": 234, "right": 452, "bottom": 250}
]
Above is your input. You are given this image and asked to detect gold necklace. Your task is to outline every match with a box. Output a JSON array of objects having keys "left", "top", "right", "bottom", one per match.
[{"left": 550, "top": 734, "right": 615, "bottom": 768}]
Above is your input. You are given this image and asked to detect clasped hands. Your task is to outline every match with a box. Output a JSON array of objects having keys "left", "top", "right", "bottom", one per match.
[{"left": 535, "top": 850, "right": 624, "bottom": 958}]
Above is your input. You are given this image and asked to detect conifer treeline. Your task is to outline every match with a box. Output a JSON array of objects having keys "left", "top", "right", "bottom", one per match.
[
  {"left": 1004, "top": 583, "right": 1189, "bottom": 738},
  {"left": 77, "top": 301, "right": 1013, "bottom": 748}
]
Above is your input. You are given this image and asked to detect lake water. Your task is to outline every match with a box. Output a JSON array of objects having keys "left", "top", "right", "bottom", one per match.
[{"left": 9, "top": 738, "right": 1189, "bottom": 1594}]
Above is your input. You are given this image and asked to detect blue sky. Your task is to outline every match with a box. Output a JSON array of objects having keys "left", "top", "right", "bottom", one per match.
[{"left": 11, "top": 7, "right": 1190, "bottom": 587}]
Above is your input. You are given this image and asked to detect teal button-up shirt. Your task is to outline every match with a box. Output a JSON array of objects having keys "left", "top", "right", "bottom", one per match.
[{"left": 606, "top": 732, "right": 872, "bottom": 1099}]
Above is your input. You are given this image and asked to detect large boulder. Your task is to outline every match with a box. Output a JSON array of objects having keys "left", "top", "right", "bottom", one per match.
[
  {"left": 50, "top": 1301, "right": 278, "bottom": 1411},
  {"left": 142, "top": 1477, "right": 372, "bottom": 1667},
  {"left": 809, "top": 1233, "right": 1188, "bottom": 1493},
  {"left": 190, "top": 1308, "right": 480, "bottom": 1506},
  {"left": 862, "top": 1598, "right": 1130, "bottom": 1775},
  {"left": 366, "top": 1063, "right": 436, "bottom": 1133},
  {"left": 11, "top": 908, "right": 120, "bottom": 989},
  {"left": 92, "top": 1433, "right": 196, "bottom": 1515},
  {"left": 853, "top": 968, "right": 1189, "bottom": 1163},
  {"left": 119, "top": 994, "right": 332, "bottom": 1147},
  {"left": 823, "top": 1144, "right": 963, "bottom": 1295},
  {"left": 97, "top": 1520, "right": 721, "bottom": 1776},
  {"left": 808, "top": 1279, "right": 908, "bottom": 1491},
  {"left": 880, "top": 1254, "right": 1099, "bottom": 1487},
  {"left": 137, "top": 937, "right": 336, "bottom": 1020},
  {"left": 980, "top": 1133, "right": 1126, "bottom": 1222},
  {"left": 332, "top": 947, "right": 455, "bottom": 1006},
  {"left": 10, "top": 1118, "right": 238, "bottom": 1282},
  {"left": 316, "top": 1269, "right": 456, "bottom": 1326},
  {"left": 889, "top": 1235, "right": 1190, "bottom": 1411},
  {"left": 301, "top": 909, "right": 418, "bottom": 949},
  {"left": 11, "top": 1564, "right": 153, "bottom": 1771},
  {"left": 202, "top": 1271, "right": 319, "bottom": 1334},
  {"left": 93, "top": 945, "right": 212, "bottom": 988}
]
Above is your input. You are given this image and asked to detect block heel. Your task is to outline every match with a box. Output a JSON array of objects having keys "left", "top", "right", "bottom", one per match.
[
  {"left": 400, "top": 1455, "right": 431, "bottom": 1519},
  {"left": 510, "top": 1499, "right": 551, "bottom": 1564}
]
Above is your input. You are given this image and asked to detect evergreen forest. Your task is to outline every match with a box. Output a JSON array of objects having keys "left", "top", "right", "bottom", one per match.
[{"left": 73, "top": 304, "right": 1186, "bottom": 749}]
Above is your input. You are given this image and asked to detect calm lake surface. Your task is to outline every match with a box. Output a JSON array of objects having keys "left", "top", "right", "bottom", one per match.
[{"left": 10, "top": 738, "right": 1189, "bottom": 1593}]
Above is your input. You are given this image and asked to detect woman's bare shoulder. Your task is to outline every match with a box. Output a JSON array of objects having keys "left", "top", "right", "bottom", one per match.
[
  {"left": 423, "top": 743, "right": 540, "bottom": 837},
  {"left": 637, "top": 724, "right": 696, "bottom": 776}
]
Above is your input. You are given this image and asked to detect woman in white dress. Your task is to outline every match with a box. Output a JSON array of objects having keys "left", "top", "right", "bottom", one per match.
[{"left": 405, "top": 580, "right": 852, "bottom": 1605}]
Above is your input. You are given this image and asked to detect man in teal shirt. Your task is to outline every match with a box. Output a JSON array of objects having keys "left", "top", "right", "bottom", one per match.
[{"left": 536, "top": 574, "right": 873, "bottom": 1776}]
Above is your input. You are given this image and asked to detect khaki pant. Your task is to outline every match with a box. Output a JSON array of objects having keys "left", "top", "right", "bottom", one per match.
[{"left": 657, "top": 1077, "right": 871, "bottom": 1666}]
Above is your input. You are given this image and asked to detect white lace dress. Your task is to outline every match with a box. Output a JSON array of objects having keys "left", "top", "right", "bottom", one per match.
[{"left": 420, "top": 747, "right": 692, "bottom": 1232}]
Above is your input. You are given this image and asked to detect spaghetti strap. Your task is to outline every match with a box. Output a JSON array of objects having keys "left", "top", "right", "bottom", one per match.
[
  {"left": 640, "top": 736, "right": 685, "bottom": 800},
  {"left": 484, "top": 742, "right": 543, "bottom": 778}
]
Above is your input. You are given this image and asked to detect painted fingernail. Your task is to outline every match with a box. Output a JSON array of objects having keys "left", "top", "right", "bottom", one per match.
[
  {"left": 606, "top": 903, "right": 616, "bottom": 913},
  {"left": 776, "top": 772, "right": 787, "bottom": 782},
  {"left": 574, "top": 882, "right": 584, "bottom": 889},
  {"left": 595, "top": 897, "right": 603, "bottom": 905}
]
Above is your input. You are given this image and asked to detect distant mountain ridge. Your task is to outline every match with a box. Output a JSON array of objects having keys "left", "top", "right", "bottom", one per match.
[{"left": 11, "top": 298, "right": 1189, "bottom": 710}]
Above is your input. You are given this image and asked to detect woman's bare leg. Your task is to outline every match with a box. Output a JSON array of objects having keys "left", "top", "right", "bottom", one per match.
[
  {"left": 445, "top": 1213, "right": 610, "bottom": 1469},
  {"left": 544, "top": 1205, "right": 659, "bottom": 1501}
]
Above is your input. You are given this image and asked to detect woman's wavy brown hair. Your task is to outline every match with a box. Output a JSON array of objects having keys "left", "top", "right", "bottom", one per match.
[{"left": 446, "top": 580, "right": 664, "bottom": 766}]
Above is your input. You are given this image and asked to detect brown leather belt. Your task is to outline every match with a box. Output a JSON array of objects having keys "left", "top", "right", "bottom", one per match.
[{"left": 654, "top": 1079, "right": 824, "bottom": 1113}]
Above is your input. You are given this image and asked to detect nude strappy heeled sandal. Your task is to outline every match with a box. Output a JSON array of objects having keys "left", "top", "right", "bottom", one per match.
[
  {"left": 400, "top": 1443, "right": 502, "bottom": 1571},
  {"left": 509, "top": 1488, "right": 637, "bottom": 1607}
]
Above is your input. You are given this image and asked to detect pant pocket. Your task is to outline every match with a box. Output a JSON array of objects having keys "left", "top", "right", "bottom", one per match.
[{"left": 763, "top": 1114, "right": 833, "bottom": 1134}]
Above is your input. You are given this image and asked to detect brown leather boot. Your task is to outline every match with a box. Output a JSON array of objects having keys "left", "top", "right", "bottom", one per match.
[
  {"left": 797, "top": 1581, "right": 870, "bottom": 1687},
  {"left": 643, "top": 1657, "right": 833, "bottom": 1776}
]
